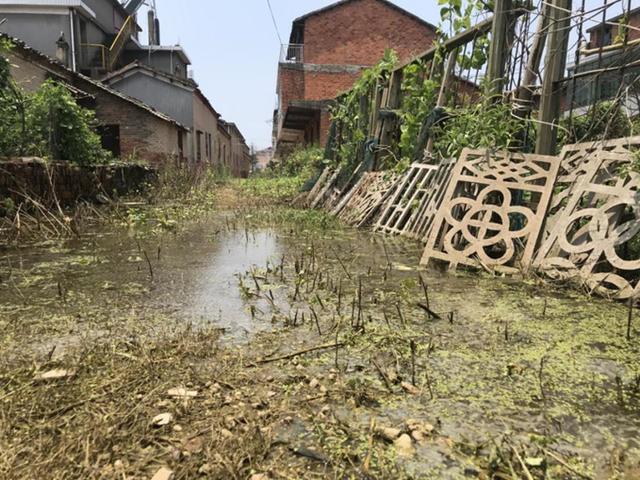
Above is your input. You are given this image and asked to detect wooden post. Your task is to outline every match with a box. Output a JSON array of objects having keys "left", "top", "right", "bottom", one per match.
[
  {"left": 487, "top": 0, "right": 514, "bottom": 97},
  {"left": 535, "top": 0, "right": 573, "bottom": 155},
  {"left": 374, "top": 69, "right": 404, "bottom": 169},
  {"left": 425, "top": 49, "right": 457, "bottom": 155},
  {"left": 514, "top": 1, "right": 550, "bottom": 119}
]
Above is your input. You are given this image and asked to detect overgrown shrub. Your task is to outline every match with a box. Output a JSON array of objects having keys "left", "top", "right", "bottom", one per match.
[
  {"left": 26, "top": 80, "right": 111, "bottom": 164},
  {"left": 559, "top": 101, "right": 637, "bottom": 147},
  {"left": 0, "top": 42, "right": 111, "bottom": 164},
  {"left": 264, "top": 146, "right": 324, "bottom": 179}
]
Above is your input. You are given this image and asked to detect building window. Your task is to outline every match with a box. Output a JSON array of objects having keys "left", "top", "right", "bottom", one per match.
[
  {"left": 196, "top": 130, "right": 203, "bottom": 162},
  {"left": 208, "top": 134, "right": 213, "bottom": 162},
  {"left": 178, "top": 131, "right": 184, "bottom": 158},
  {"left": 97, "top": 125, "right": 121, "bottom": 158}
]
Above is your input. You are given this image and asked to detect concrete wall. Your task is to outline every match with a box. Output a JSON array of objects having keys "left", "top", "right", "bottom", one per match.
[
  {"left": 216, "top": 128, "right": 231, "bottom": 169},
  {"left": 192, "top": 95, "right": 218, "bottom": 166},
  {"left": 0, "top": 12, "right": 71, "bottom": 60},
  {"left": 227, "top": 126, "right": 251, "bottom": 178},
  {"left": 107, "top": 73, "right": 194, "bottom": 127},
  {"left": 83, "top": 0, "right": 127, "bottom": 33},
  {"left": 123, "top": 50, "right": 189, "bottom": 79}
]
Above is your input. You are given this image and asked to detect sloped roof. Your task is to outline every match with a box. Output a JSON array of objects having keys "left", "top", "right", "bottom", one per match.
[
  {"left": 292, "top": 0, "right": 437, "bottom": 32},
  {"left": 102, "top": 61, "right": 220, "bottom": 119},
  {"left": 1, "top": 34, "right": 186, "bottom": 130}
]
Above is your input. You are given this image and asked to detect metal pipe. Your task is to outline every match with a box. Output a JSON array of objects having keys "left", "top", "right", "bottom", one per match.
[{"left": 69, "top": 8, "right": 77, "bottom": 71}]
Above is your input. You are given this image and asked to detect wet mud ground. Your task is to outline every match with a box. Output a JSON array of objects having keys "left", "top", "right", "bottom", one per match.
[{"left": 0, "top": 188, "right": 639, "bottom": 479}]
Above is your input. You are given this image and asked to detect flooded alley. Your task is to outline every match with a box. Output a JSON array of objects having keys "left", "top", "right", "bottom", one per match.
[{"left": 1, "top": 186, "right": 638, "bottom": 479}]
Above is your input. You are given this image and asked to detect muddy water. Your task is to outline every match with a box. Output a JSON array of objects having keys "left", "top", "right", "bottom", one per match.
[
  {"left": 0, "top": 221, "right": 285, "bottom": 350},
  {"left": 0, "top": 213, "right": 424, "bottom": 351},
  {"left": 1, "top": 210, "right": 639, "bottom": 478}
]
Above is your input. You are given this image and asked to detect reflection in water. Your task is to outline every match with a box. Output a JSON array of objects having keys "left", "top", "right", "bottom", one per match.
[{"left": 187, "top": 230, "right": 281, "bottom": 335}]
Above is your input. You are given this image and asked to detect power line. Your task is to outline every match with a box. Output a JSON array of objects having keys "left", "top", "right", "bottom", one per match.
[{"left": 266, "top": 0, "right": 283, "bottom": 45}]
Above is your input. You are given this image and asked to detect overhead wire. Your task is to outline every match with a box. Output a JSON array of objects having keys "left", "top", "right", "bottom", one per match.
[{"left": 266, "top": 0, "right": 284, "bottom": 45}]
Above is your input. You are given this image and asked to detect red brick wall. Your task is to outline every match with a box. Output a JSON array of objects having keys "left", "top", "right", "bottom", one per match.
[
  {"left": 304, "top": 70, "right": 363, "bottom": 101},
  {"left": 303, "top": 0, "right": 436, "bottom": 66},
  {"left": 589, "top": 12, "right": 640, "bottom": 47},
  {"left": 629, "top": 13, "right": 640, "bottom": 42},
  {"left": 277, "top": 64, "right": 305, "bottom": 129}
]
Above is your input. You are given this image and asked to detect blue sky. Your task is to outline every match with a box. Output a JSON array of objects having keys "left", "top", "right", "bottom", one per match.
[{"left": 138, "top": 0, "right": 441, "bottom": 150}]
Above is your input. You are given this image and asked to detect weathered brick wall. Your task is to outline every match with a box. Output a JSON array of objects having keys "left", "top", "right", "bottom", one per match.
[
  {"left": 303, "top": 0, "right": 436, "bottom": 66},
  {"left": 91, "top": 89, "right": 181, "bottom": 166},
  {"left": 0, "top": 158, "right": 156, "bottom": 205}
]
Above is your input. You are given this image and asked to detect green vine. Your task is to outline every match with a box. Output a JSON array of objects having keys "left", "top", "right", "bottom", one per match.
[
  {"left": 329, "top": 50, "right": 398, "bottom": 172},
  {"left": 397, "top": 61, "right": 438, "bottom": 169},
  {"left": 432, "top": 100, "right": 524, "bottom": 159}
]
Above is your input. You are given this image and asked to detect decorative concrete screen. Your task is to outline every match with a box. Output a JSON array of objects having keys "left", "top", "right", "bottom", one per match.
[
  {"left": 535, "top": 151, "right": 640, "bottom": 300},
  {"left": 421, "top": 148, "right": 560, "bottom": 273},
  {"left": 544, "top": 136, "right": 640, "bottom": 237},
  {"left": 338, "top": 172, "right": 398, "bottom": 227}
]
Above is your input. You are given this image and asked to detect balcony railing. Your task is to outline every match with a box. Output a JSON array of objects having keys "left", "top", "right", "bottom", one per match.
[
  {"left": 280, "top": 44, "right": 304, "bottom": 64},
  {"left": 79, "top": 43, "right": 108, "bottom": 70}
]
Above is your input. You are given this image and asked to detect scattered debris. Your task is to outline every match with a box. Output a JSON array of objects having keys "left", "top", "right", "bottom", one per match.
[
  {"left": 167, "top": 387, "right": 198, "bottom": 398},
  {"left": 34, "top": 369, "right": 75, "bottom": 382},
  {"left": 150, "top": 466, "right": 174, "bottom": 480},
  {"left": 375, "top": 425, "right": 402, "bottom": 442},
  {"left": 151, "top": 412, "right": 173, "bottom": 427},
  {"left": 394, "top": 434, "right": 415, "bottom": 458},
  {"left": 400, "top": 381, "right": 420, "bottom": 395}
]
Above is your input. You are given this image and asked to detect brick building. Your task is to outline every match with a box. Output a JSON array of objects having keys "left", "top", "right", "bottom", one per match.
[
  {"left": 4, "top": 34, "right": 186, "bottom": 165},
  {"left": 102, "top": 62, "right": 221, "bottom": 166},
  {"left": 274, "top": 0, "right": 437, "bottom": 155},
  {"left": 565, "top": 6, "right": 640, "bottom": 116}
]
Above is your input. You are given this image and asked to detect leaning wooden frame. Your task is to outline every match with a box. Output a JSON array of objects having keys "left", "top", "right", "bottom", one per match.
[
  {"left": 375, "top": 159, "right": 456, "bottom": 241},
  {"left": 337, "top": 172, "right": 400, "bottom": 228}
]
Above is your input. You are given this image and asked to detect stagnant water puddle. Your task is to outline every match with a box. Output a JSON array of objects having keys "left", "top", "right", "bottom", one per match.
[{"left": 1, "top": 209, "right": 639, "bottom": 478}]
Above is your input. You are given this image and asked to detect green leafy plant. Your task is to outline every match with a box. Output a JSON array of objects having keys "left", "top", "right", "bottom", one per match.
[
  {"left": 432, "top": 100, "right": 524, "bottom": 159},
  {"left": 26, "top": 80, "right": 111, "bottom": 164},
  {"left": 270, "top": 145, "right": 324, "bottom": 178},
  {"left": 559, "top": 101, "right": 635, "bottom": 147},
  {"left": 397, "top": 61, "right": 439, "bottom": 168},
  {"left": 0, "top": 42, "right": 111, "bottom": 164},
  {"left": 330, "top": 50, "right": 398, "bottom": 171}
]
